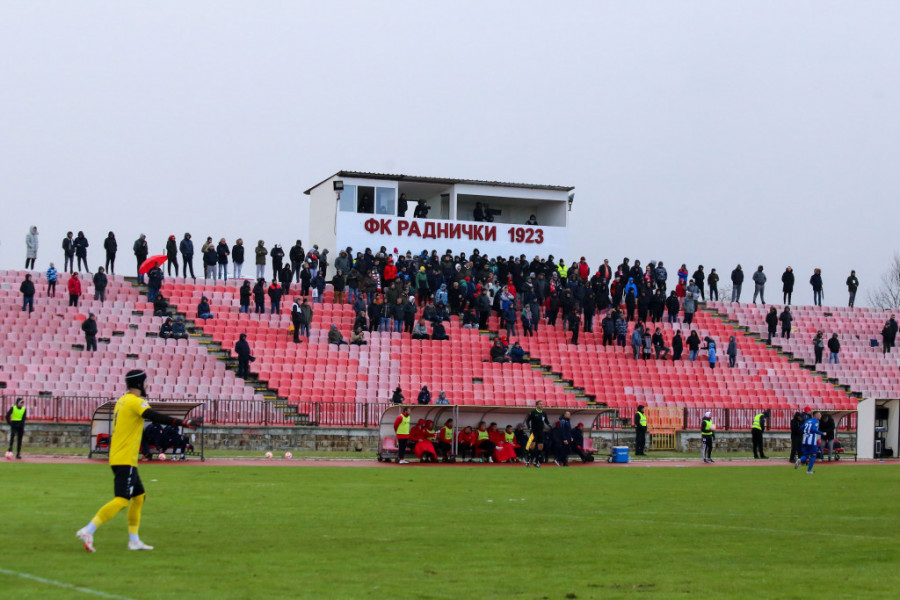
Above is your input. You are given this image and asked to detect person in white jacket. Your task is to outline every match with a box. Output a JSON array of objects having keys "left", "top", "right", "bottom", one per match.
[{"left": 25, "top": 226, "right": 39, "bottom": 269}]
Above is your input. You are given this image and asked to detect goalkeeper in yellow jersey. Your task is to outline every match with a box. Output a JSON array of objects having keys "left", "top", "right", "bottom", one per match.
[{"left": 76, "top": 370, "right": 200, "bottom": 552}]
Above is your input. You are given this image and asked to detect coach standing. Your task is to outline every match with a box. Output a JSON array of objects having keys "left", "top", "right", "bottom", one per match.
[
  {"left": 634, "top": 404, "right": 648, "bottom": 456},
  {"left": 393, "top": 406, "right": 411, "bottom": 465},
  {"left": 6, "top": 398, "right": 26, "bottom": 459}
]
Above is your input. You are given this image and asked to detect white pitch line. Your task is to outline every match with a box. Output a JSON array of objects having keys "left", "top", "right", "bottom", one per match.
[{"left": 0, "top": 567, "right": 136, "bottom": 600}]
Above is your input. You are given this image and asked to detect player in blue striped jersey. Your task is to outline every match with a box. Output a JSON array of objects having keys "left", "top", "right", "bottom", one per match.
[{"left": 795, "top": 411, "right": 824, "bottom": 474}]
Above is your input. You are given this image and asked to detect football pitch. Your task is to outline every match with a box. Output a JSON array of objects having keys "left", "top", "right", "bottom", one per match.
[{"left": 1, "top": 462, "right": 898, "bottom": 599}]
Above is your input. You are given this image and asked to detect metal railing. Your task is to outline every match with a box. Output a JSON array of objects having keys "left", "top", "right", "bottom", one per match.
[{"left": 0, "top": 395, "right": 855, "bottom": 431}]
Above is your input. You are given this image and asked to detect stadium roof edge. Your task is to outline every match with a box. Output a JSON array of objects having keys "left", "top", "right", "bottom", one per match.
[{"left": 303, "top": 171, "right": 575, "bottom": 195}]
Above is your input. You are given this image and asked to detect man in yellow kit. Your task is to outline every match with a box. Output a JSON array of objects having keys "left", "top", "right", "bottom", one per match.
[{"left": 76, "top": 370, "right": 200, "bottom": 552}]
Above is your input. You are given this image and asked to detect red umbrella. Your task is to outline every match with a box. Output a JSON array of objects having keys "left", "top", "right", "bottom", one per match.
[{"left": 139, "top": 255, "right": 168, "bottom": 275}]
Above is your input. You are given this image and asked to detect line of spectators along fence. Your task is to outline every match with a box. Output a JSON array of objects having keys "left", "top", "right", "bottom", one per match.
[{"left": 0, "top": 395, "right": 856, "bottom": 431}]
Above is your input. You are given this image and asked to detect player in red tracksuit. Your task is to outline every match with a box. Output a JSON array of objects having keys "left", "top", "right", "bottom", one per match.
[
  {"left": 489, "top": 423, "right": 517, "bottom": 463},
  {"left": 457, "top": 426, "right": 476, "bottom": 462},
  {"left": 414, "top": 419, "right": 437, "bottom": 462}
]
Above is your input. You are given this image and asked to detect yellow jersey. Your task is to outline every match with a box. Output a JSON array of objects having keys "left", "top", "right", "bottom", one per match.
[{"left": 109, "top": 393, "right": 150, "bottom": 466}]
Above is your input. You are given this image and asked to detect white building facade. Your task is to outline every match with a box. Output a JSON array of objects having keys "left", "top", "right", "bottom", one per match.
[{"left": 305, "top": 171, "right": 574, "bottom": 259}]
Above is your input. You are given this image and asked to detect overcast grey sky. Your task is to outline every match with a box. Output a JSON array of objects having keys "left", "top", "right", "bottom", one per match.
[{"left": 2, "top": 1, "right": 897, "bottom": 305}]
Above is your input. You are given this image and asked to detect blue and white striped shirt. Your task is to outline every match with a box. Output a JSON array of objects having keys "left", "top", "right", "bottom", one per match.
[{"left": 801, "top": 417, "right": 823, "bottom": 446}]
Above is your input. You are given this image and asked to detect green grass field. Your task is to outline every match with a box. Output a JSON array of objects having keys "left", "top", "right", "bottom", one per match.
[{"left": 1, "top": 462, "right": 898, "bottom": 599}]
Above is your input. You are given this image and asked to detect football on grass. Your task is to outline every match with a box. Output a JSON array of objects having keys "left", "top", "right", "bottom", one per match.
[
  {"left": 158, "top": 453, "right": 167, "bottom": 461},
  {"left": 265, "top": 452, "right": 273, "bottom": 459},
  {"left": 284, "top": 452, "right": 293, "bottom": 459},
  {"left": 4, "top": 451, "right": 12, "bottom": 460}
]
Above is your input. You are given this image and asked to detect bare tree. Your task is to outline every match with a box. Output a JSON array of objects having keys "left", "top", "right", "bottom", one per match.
[{"left": 867, "top": 253, "right": 900, "bottom": 309}]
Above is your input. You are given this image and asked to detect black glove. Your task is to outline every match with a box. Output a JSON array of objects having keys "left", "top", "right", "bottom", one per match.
[{"left": 181, "top": 418, "right": 202, "bottom": 430}]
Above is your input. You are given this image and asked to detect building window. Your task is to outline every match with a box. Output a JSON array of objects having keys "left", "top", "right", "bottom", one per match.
[
  {"left": 375, "top": 187, "right": 396, "bottom": 216},
  {"left": 339, "top": 185, "right": 356, "bottom": 212}
]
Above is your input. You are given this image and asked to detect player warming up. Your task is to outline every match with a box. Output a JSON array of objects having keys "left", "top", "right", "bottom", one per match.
[{"left": 76, "top": 370, "right": 200, "bottom": 552}]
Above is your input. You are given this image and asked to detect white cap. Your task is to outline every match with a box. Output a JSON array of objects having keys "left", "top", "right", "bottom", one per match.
[{"left": 704, "top": 411, "right": 711, "bottom": 418}]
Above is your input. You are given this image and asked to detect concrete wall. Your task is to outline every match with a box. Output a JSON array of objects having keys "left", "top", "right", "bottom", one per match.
[{"left": 589, "top": 431, "right": 857, "bottom": 455}]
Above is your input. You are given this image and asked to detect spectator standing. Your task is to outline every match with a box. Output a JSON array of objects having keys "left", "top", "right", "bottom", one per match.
[
  {"left": 779, "top": 306, "right": 793, "bottom": 339},
  {"left": 20, "top": 274, "right": 35, "bottom": 313},
  {"left": 146, "top": 265, "right": 163, "bottom": 303},
  {"left": 630, "top": 326, "right": 643, "bottom": 360},
  {"left": 255, "top": 241, "right": 268, "bottom": 280},
  {"left": 820, "top": 414, "right": 836, "bottom": 462},
  {"left": 707, "top": 268, "right": 719, "bottom": 301},
  {"left": 555, "top": 412, "right": 572, "bottom": 466},
  {"left": 103, "top": 232, "right": 117, "bottom": 275},
  {"left": 789, "top": 412, "right": 804, "bottom": 463},
  {"left": 812, "top": 330, "right": 825, "bottom": 364},
  {"left": 828, "top": 333, "right": 840, "bottom": 364},
  {"left": 682, "top": 284, "right": 697, "bottom": 325},
  {"left": 239, "top": 281, "right": 251, "bottom": 314},
  {"left": 846, "top": 270, "right": 859, "bottom": 307},
  {"left": 634, "top": 405, "right": 647, "bottom": 456},
  {"left": 68, "top": 273, "right": 82, "bottom": 307},
  {"left": 781, "top": 266, "right": 794, "bottom": 305},
  {"left": 74, "top": 231, "right": 90, "bottom": 273},
  {"left": 765, "top": 307, "right": 778, "bottom": 344},
  {"left": 5, "top": 398, "right": 27, "bottom": 459},
  {"left": 730, "top": 264, "right": 744, "bottom": 302},
  {"left": 692, "top": 266, "right": 706, "bottom": 301},
  {"left": 62, "top": 231, "right": 75, "bottom": 273},
  {"left": 92, "top": 268, "right": 108, "bottom": 304},
  {"left": 25, "top": 226, "right": 39, "bottom": 270},
  {"left": 46, "top": 263, "right": 58, "bottom": 297},
  {"left": 270, "top": 244, "right": 285, "bottom": 279},
  {"left": 810, "top": 268, "right": 823, "bottom": 306},
  {"left": 752, "top": 265, "right": 766, "bottom": 304},
  {"left": 82, "top": 313, "right": 98, "bottom": 352},
  {"left": 133, "top": 234, "right": 148, "bottom": 284},
  {"left": 234, "top": 333, "right": 253, "bottom": 378},
  {"left": 687, "top": 330, "right": 701, "bottom": 361},
  {"left": 165, "top": 236, "right": 179, "bottom": 277},
  {"left": 289, "top": 240, "right": 305, "bottom": 282},
  {"left": 232, "top": 239, "right": 245, "bottom": 279},
  {"left": 882, "top": 316, "right": 898, "bottom": 354},
  {"left": 665, "top": 291, "right": 679, "bottom": 323},
  {"left": 203, "top": 244, "right": 218, "bottom": 280},
  {"left": 252, "top": 279, "right": 266, "bottom": 314},
  {"left": 268, "top": 281, "right": 283, "bottom": 314},
  {"left": 216, "top": 238, "right": 230, "bottom": 281},
  {"left": 672, "top": 330, "right": 683, "bottom": 361},
  {"left": 726, "top": 335, "right": 737, "bottom": 368},
  {"left": 179, "top": 233, "right": 195, "bottom": 280},
  {"left": 280, "top": 262, "right": 294, "bottom": 297},
  {"left": 705, "top": 336, "right": 717, "bottom": 369}
]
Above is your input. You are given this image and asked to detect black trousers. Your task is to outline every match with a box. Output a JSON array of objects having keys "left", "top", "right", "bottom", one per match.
[
  {"left": 398, "top": 438, "right": 409, "bottom": 460},
  {"left": 436, "top": 441, "right": 452, "bottom": 460},
  {"left": 8, "top": 424, "right": 24, "bottom": 455},
  {"left": 237, "top": 358, "right": 250, "bottom": 378},
  {"left": 167, "top": 256, "right": 179, "bottom": 276},
  {"left": 635, "top": 428, "right": 646, "bottom": 454},
  {"left": 789, "top": 435, "right": 802, "bottom": 462},
  {"left": 752, "top": 428, "right": 766, "bottom": 458},
  {"left": 701, "top": 435, "right": 713, "bottom": 460},
  {"left": 182, "top": 255, "right": 195, "bottom": 279},
  {"left": 105, "top": 253, "right": 116, "bottom": 274},
  {"left": 85, "top": 335, "right": 97, "bottom": 352}
]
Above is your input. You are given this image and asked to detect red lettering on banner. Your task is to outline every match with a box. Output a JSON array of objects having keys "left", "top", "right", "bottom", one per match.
[
  {"left": 408, "top": 221, "right": 421, "bottom": 237},
  {"left": 472, "top": 225, "right": 484, "bottom": 241},
  {"left": 485, "top": 226, "right": 496, "bottom": 242},
  {"left": 365, "top": 219, "right": 380, "bottom": 234},
  {"left": 461, "top": 225, "right": 473, "bottom": 239},
  {"left": 436, "top": 223, "right": 449, "bottom": 238},
  {"left": 448, "top": 224, "right": 461, "bottom": 239},
  {"left": 423, "top": 223, "right": 437, "bottom": 239},
  {"left": 379, "top": 219, "right": 392, "bottom": 235},
  {"left": 397, "top": 220, "right": 409, "bottom": 236}
]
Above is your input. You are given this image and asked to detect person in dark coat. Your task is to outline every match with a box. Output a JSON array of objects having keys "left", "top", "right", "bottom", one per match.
[
  {"left": 781, "top": 266, "right": 795, "bottom": 305},
  {"left": 555, "top": 412, "right": 573, "bottom": 466},
  {"left": 165, "top": 235, "right": 179, "bottom": 277},
  {"left": 726, "top": 335, "right": 738, "bottom": 368},
  {"left": 239, "top": 280, "right": 251, "bottom": 313},
  {"left": 268, "top": 281, "right": 283, "bottom": 314},
  {"left": 252, "top": 279, "right": 266, "bottom": 314},
  {"left": 231, "top": 239, "right": 245, "bottom": 279},
  {"left": 270, "top": 244, "right": 285, "bottom": 280},
  {"left": 765, "top": 307, "right": 778, "bottom": 344},
  {"left": 417, "top": 386, "right": 431, "bottom": 405},
  {"left": 846, "top": 270, "right": 859, "bottom": 307},
  {"left": 665, "top": 291, "right": 680, "bottom": 324},
  {"left": 279, "top": 263, "right": 293, "bottom": 296},
  {"left": 810, "top": 268, "right": 824, "bottom": 306},
  {"left": 789, "top": 412, "right": 805, "bottom": 463},
  {"left": 20, "top": 274, "right": 35, "bottom": 313},
  {"left": 74, "top": 231, "right": 90, "bottom": 273},
  {"left": 730, "top": 264, "right": 744, "bottom": 302},
  {"left": 216, "top": 238, "right": 230, "bottom": 281},
  {"left": 820, "top": 414, "right": 837, "bottom": 461},
  {"left": 234, "top": 333, "right": 253, "bottom": 378},
  {"left": 146, "top": 266, "right": 163, "bottom": 303},
  {"left": 882, "top": 316, "right": 898, "bottom": 354},
  {"left": 197, "top": 296, "right": 213, "bottom": 320},
  {"left": 92, "top": 268, "right": 108, "bottom": 304},
  {"left": 779, "top": 306, "right": 793, "bottom": 339},
  {"left": 203, "top": 245, "right": 218, "bottom": 280},
  {"left": 103, "top": 231, "right": 117, "bottom": 275},
  {"left": 828, "top": 333, "right": 841, "bottom": 364},
  {"left": 179, "top": 233, "right": 195, "bottom": 279},
  {"left": 63, "top": 231, "right": 75, "bottom": 273},
  {"left": 159, "top": 317, "right": 174, "bottom": 340},
  {"left": 672, "top": 330, "right": 683, "bottom": 361},
  {"left": 81, "top": 313, "right": 98, "bottom": 352},
  {"left": 133, "top": 234, "right": 148, "bottom": 283}
]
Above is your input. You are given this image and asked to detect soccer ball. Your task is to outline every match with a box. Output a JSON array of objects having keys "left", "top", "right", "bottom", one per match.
[
  {"left": 157, "top": 453, "right": 167, "bottom": 461},
  {"left": 265, "top": 451, "right": 273, "bottom": 459},
  {"left": 4, "top": 451, "right": 12, "bottom": 460},
  {"left": 284, "top": 452, "right": 293, "bottom": 459}
]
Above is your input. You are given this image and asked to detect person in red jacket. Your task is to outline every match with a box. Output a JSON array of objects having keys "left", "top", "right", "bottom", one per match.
[
  {"left": 67, "top": 272, "right": 82, "bottom": 307},
  {"left": 489, "top": 423, "right": 517, "bottom": 463},
  {"left": 392, "top": 407, "right": 411, "bottom": 464},
  {"left": 382, "top": 259, "right": 397, "bottom": 285},
  {"left": 475, "top": 421, "right": 496, "bottom": 462},
  {"left": 457, "top": 425, "right": 476, "bottom": 462},
  {"left": 578, "top": 257, "right": 590, "bottom": 281},
  {"left": 414, "top": 419, "right": 437, "bottom": 462},
  {"left": 436, "top": 419, "right": 454, "bottom": 462}
]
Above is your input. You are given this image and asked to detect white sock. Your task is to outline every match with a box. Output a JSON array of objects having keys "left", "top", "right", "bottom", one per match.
[
  {"left": 84, "top": 522, "right": 97, "bottom": 535},
  {"left": 129, "top": 533, "right": 140, "bottom": 544}
]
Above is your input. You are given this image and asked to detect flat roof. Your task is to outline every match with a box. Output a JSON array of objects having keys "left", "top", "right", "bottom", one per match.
[{"left": 303, "top": 171, "right": 574, "bottom": 195}]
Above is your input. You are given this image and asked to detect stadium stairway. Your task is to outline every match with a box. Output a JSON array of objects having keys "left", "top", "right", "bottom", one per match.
[{"left": 706, "top": 301, "right": 899, "bottom": 400}]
